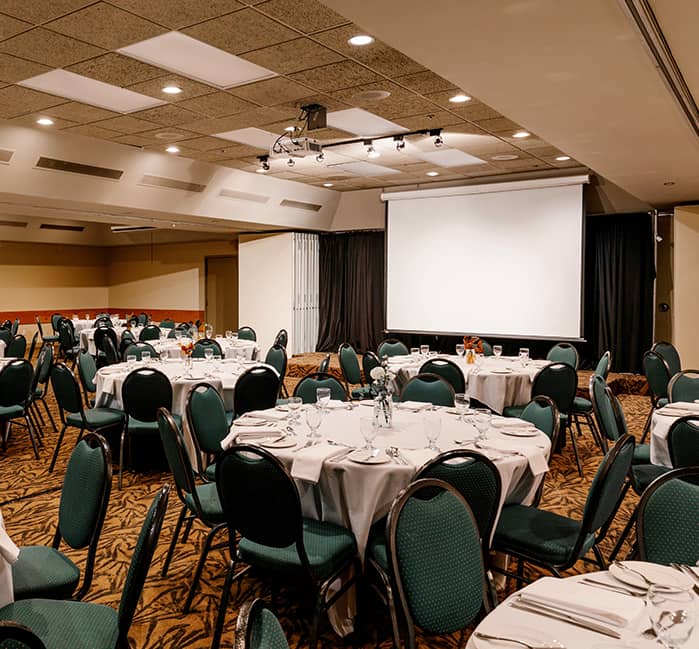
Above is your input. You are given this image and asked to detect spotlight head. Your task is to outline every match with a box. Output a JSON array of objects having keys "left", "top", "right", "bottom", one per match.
[
  {"left": 287, "top": 157, "right": 295, "bottom": 167},
  {"left": 394, "top": 135, "right": 405, "bottom": 151},
  {"left": 315, "top": 152, "right": 325, "bottom": 163},
  {"left": 262, "top": 160, "right": 270, "bottom": 171},
  {"left": 434, "top": 135, "right": 444, "bottom": 147}
]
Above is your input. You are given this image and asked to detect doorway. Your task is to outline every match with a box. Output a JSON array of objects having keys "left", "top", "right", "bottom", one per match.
[{"left": 205, "top": 256, "right": 238, "bottom": 335}]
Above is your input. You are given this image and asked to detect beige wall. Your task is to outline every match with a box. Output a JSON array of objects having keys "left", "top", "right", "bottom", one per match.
[
  {"left": 330, "top": 188, "right": 385, "bottom": 231},
  {"left": 672, "top": 206, "right": 699, "bottom": 366}
]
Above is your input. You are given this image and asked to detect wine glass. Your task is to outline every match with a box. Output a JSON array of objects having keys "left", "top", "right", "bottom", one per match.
[
  {"left": 225, "top": 330, "right": 233, "bottom": 340},
  {"left": 141, "top": 351, "right": 151, "bottom": 365},
  {"left": 454, "top": 393, "right": 470, "bottom": 422},
  {"left": 419, "top": 344, "right": 429, "bottom": 356},
  {"left": 360, "top": 416, "right": 378, "bottom": 453},
  {"left": 126, "top": 354, "right": 136, "bottom": 370},
  {"left": 519, "top": 347, "right": 530, "bottom": 365},
  {"left": 410, "top": 347, "right": 420, "bottom": 356},
  {"left": 456, "top": 343, "right": 465, "bottom": 357},
  {"left": 423, "top": 412, "right": 442, "bottom": 451},
  {"left": 204, "top": 347, "right": 214, "bottom": 361},
  {"left": 647, "top": 584, "right": 696, "bottom": 648},
  {"left": 493, "top": 345, "right": 502, "bottom": 358},
  {"left": 316, "top": 387, "right": 331, "bottom": 413},
  {"left": 305, "top": 405, "right": 322, "bottom": 438},
  {"left": 474, "top": 408, "right": 491, "bottom": 444},
  {"left": 287, "top": 396, "right": 302, "bottom": 427}
]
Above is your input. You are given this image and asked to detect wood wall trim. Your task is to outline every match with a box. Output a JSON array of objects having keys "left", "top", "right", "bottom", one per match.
[{"left": 2, "top": 309, "right": 206, "bottom": 324}]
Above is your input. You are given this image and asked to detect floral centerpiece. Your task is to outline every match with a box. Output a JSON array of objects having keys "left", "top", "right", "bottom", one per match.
[
  {"left": 370, "top": 358, "right": 394, "bottom": 428},
  {"left": 463, "top": 335, "right": 483, "bottom": 364}
]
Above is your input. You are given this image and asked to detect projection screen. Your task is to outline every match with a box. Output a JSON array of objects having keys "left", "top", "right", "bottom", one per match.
[{"left": 384, "top": 176, "right": 588, "bottom": 340}]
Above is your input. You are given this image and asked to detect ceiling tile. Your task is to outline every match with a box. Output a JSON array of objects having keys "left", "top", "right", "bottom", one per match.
[
  {"left": 183, "top": 9, "right": 298, "bottom": 55},
  {"left": 0, "top": 1, "right": 95, "bottom": 24},
  {"left": 502, "top": 135, "right": 548, "bottom": 150},
  {"left": 177, "top": 91, "right": 256, "bottom": 117},
  {"left": 45, "top": 2, "right": 166, "bottom": 50},
  {"left": 490, "top": 158, "right": 552, "bottom": 171},
  {"left": 272, "top": 92, "right": 351, "bottom": 116},
  {"left": 394, "top": 112, "right": 466, "bottom": 131},
  {"left": 185, "top": 149, "right": 232, "bottom": 162},
  {"left": 0, "top": 13, "right": 32, "bottom": 40},
  {"left": 130, "top": 103, "right": 202, "bottom": 126},
  {"left": 239, "top": 37, "right": 343, "bottom": 74},
  {"left": 41, "top": 101, "right": 120, "bottom": 123},
  {"left": 332, "top": 82, "right": 441, "bottom": 120},
  {"left": 289, "top": 61, "right": 383, "bottom": 92},
  {"left": 394, "top": 71, "right": 458, "bottom": 95},
  {"left": 0, "top": 28, "right": 105, "bottom": 67},
  {"left": 143, "top": 142, "right": 198, "bottom": 156},
  {"left": 263, "top": 121, "right": 352, "bottom": 141},
  {"left": 8, "top": 112, "right": 77, "bottom": 129},
  {"left": 216, "top": 158, "right": 252, "bottom": 169},
  {"left": 0, "top": 85, "right": 65, "bottom": 118},
  {"left": 90, "top": 114, "right": 159, "bottom": 133},
  {"left": 229, "top": 77, "right": 314, "bottom": 106},
  {"left": 219, "top": 142, "right": 267, "bottom": 157},
  {"left": 135, "top": 127, "right": 201, "bottom": 142},
  {"left": 182, "top": 106, "right": 296, "bottom": 133},
  {"left": 67, "top": 52, "right": 166, "bottom": 86},
  {"left": 0, "top": 53, "right": 50, "bottom": 83},
  {"left": 62, "top": 123, "right": 123, "bottom": 139},
  {"left": 126, "top": 74, "right": 216, "bottom": 101},
  {"left": 449, "top": 101, "right": 502, "bottom": 122},
  {"left": 106, "top": 0, "right": 244, "bottom": 29},
  {"left": 475, "top": 117, "right": 522, "bottom": 134},
  {"left": 110, "top": 133, "right": 158, "bottom": 147},
  {"left": 314, "top": 24, "right": 426, "bottom": 76},
  {"left": 176, "top": 135, "right": 234, "bottom": 151},
  {"left": 255, "top": 0, "right": 348, "bottom": 33}
]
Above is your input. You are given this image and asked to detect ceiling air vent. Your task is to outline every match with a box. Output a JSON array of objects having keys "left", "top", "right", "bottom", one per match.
[
  {"left": 110, "top": 225, "right": 157, "bottom": 233},
  {"left": 0, "top": 219, "right": 26, "bottom": 227},
  {"left": 219, "top": 188, "right": 269, "bottom": 204},
  {"left": 35, "top": 157, "right": 123, "bottom": 180},
  {"left": 40, "top": 223, "right": 85, "bottom": 232},
  {"left": 0, "top": 149, "right": 14, "bottom": 164},
  {"left": 280, "top": 199, "right": 322, "bottom": 212},
  {"left": 140, "top": 174, "right": 206, "bottom": 193}
]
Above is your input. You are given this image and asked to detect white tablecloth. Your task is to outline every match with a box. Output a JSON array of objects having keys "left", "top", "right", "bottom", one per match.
[
  {"left": 80, "top": 326, "right": 144, "bottom": 355},
  {"left": 0, "top": 509, "right": 19, "bottom": 608},
  {"left": 466, "top": 570, "right": 696, "bottom": 649},
  {"left": 153, "top": 337, "right": 259, "bottom": 361},
  {"left": 0, "top": 340, "right": 5, "bottom": 358},
  {"left": 388, "top": 355, "right": 550, "bottom": 413},
  {"left": 72, "top": 318, "right": 125, "bottom": 334},
  {"left": 650, "top": 401, "right": 699, "bottom": 467}
]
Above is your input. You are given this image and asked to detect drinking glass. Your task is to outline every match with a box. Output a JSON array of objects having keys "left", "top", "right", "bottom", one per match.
[
  {"left": 316, "top": 387, "right": 331, "bottom": 413},
  {"left": 141, "top": 351, "right": 151, "bottom": 365},
  {"left": 420, "top": 344, "right": 429, "bottom": 356},
  {"left": 423, "top": 412, "right": 442, "bottom": 451},
  {"left": 287, "top": 396, "right": 302, "bottom": 426},
  {"left": 360, "top": 416, "right": 378, "bottom": 452},
  {"left": 647, "top": 584, "right": 697, "bottom": 648},
  {"left": 410, "top": 347, "right": 420, "bottom": 356},
  {"left": 126, "top": 354, "right": 136, "bottom": 370},
  {"left": 474, "top": 408, "right": 491, "bottom": 444},
  {"left": 454, "top": 393, "right": 470, "bottom": 422},
  {"left": 204, "top": 348, "right": 214, "bottom": 362},
  {"left": 213, "top": 354, "right": 222, "bottom": 371},
  {"left": 519, "top": 347, "right": 530, "bottom": 365},
  {"left": 456, "top": 343, "right": 465, "bottom": 357},
  {"left": 305, "top": 405, "right": 322, "bottom": 438},
  {"left": 85, "top": 313, "right": 91, "bottom": 320},
  {"left": 493, "top": 345, "right": 503, "bottom": 358},
  {"left": 225, "top": 330, "right": 233, "bottom": 340},
  {"left": 72, "top": 314, "right": 78, "bottom": 321}
]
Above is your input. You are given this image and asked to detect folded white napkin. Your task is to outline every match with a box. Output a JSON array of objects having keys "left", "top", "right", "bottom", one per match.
[
  {"left": 321, "top": 400, "right": 347, "bottom": 410},
  {"left": 399, "top": 448, "right": 438, "bottom": 468},
  {"left": 395, "top": 401, "right": 432, "bottom": 411},
  {"left": 519, "top": 576, "right": 644, "bottom": 628},
  {"left": 662, "top": 401, "right": 699, "bottom": 413},
  {"left": 219, "top": 426, "right": 280, "bottom": 450},
  {"left": 243, "top": 410, "right": 288, "bottom": 422},
  {"left": 0, "top": 525, "right": 19, "bottom": 564},
  {"left": 478, "top": 438, "right": 549, "bottom": 475},
  {"left": 291, "top": 444, "right": 347, "bottom": 482},
  {"left": 490, "top": 417, "right": 537, "bottom": 430}
]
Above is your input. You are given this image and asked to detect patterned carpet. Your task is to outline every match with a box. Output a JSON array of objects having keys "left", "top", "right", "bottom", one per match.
[{"left": 0, "top": 365, "right": 652, "bottom": 649}]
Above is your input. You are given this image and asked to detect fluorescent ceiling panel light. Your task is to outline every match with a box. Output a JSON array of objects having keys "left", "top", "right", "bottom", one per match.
[
  {"left": 213, "top": 127, "right": 278, "bottom": 148},
  {"left": 329, "top": 161, "right": 400, "bottom": 176},
  {"left": 19, "top": 70, "right": 166, "bottom": 113},
  {"left": 326, "top": 108, "right": 408, "bottom": 138},
  {"left": 416, "top": 149, "right": 485, "bottom": 167},
  {"left": 118, "top": 31, "right": 277, "bottom": 89}
]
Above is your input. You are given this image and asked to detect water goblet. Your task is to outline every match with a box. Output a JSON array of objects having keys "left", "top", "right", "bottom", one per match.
[
  {"left": 410, "top": 347, "right": 420, "bottom": 356},
  {"left": 456, "top": 343, "right": 465, "bottom": 357},
  {"left": 474, "top": 408, "right": 491, "bottom": 444},
  {"left": 423, "top": 412, "right": 442, "bottom": 451},
  {"left": 419, "top": 344, "right": 429, "bottom": 356},
  {"left": 305, "top": 405, "right": 323, "bottom": 439},
  {"left": 316, "top": 387, "right": 331, "bottom": 413},
  {"left": 225, "top": 330, "right": 233, "bottom": 340},
  {"left": 126, "top": 354, "right": 136, "bottom": 370},
  {"left": 141, "top": 351, "right": 151, "bottom": 365},
  {"left": 454, "top": 393, "right": 470, "bottom": 422},
  {"left": 493, "top": 345, "right": 502, "bottom": 358},
  {"left": 213, "top": 354, "right": 222, "bottom": 371},
  {"left": 360, "top": 416, "right": 378, "bottom": 453},
  {"left": 647, "top": 584, "right": 697, "bottom": 648},
  {"left": 287, "top": 396, "right": 302, "bottom": 427},
  {"left": 519, "top": 347, "right": 530, "bottom": 365},
  {"left": 204, "top": 348, "right": 214, "bottom": 362}
]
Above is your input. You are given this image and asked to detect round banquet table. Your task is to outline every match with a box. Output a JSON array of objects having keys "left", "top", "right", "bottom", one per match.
[
  {"left": 650, "top": 401, "right": 699, "bottom": 466},
  {"left": 80, "top": 326, "right": 145, "bottom": 355},
  {"left": 222, "top": 402, "right": 551, "bottom": 635},
  {"left": 153, "top": 337, "right": 259, "bottom": 361},
  {"left": 0, "top": 340, "right": 5, "bottom": 358},
  {"left": 71, "top": 318, "right": 125, "bottom": 335},
  {"left": 387, "top": 354, "right": 551, "bottom": 414},
  {"left": 465, "top": 568, "right": 698, "bottom": 649},
  {"left": 0, "top": 509, "right": 19, "bottom": 608}
]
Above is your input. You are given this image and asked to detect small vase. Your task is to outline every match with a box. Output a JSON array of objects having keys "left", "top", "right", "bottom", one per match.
[{"left": 374, "top": 393, "right": 393, "bottom": 429}]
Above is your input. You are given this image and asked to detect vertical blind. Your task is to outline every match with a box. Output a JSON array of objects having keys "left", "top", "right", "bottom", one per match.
[{"left": 292, "top": 232, "right": 319, "bottom": 355}]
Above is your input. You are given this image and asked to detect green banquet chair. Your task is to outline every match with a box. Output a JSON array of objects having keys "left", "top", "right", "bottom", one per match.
[
  {"left": 571, "top": 350, "right": 611, "bottom": 449},
  {"left": 668, "top": 369, "right": 699, "bottom": 403},
  {"left": 264, "top": 344, "right": 288, "bottom": 397},
  {"left": 235, "top": 598, "right": 291, "bottom": 649},
  {"left": 338, "top": 342, "right": 372, "bottom": 400},
  {"left": 401, "top": 373, "right": 454, "bottom": 407},
  {"left": 186, "top": 383, "right": 231, "bottom": 480},
  {"left": 419, "top": 357, "right": 465, "bottom": 393},
  {"left": 641, "top": 350, "right": 672, "bottom": 441},
  {"left": 546, "top": 342, "right": 579, "bottom": 368},
  {"left": 377, "top": 338, "right": 409, "bottom": 358},
  {"left": 651, "top": 340, "right": 681, "bottom": 377},
  {"left": 237, "top": 325, "right": 256, "bottom": 341},
  {"left": 293, "top": 372, "right": 347, "bottom": 403},
  {"left": 0, "top": 359, "right": 40, "bottom": 459}
]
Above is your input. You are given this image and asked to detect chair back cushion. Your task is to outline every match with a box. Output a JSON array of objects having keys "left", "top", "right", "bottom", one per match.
[
  {"left": 234, "top": 367, "right": 279, "bottom": 416},
  {"left": 643, "top": 351, "right": 671, "bottom": 400},
  {"left": 139, "top": 325, "right": 161, "bottom": 342},
  {"left": 94, "top": 327, "right": 117, "bottom": 354},
  {"left": 378, "top": 339, "right": 409, "bottom": 358},
  {"left": 362, "top": 352, "right": 381, "bottom": 384},
  {"left": 7, "top": 335, "right": 26, "bottom": 358},
  {"left": 293, "top": 373, "right": 347, "bottom": 403},
  {"left": 520, "top": 396, "right": 559, "bottom": 444},
  {"left": 419, "top": 359, "right": 465, "bottom": 394},
  {"left": 589, "top": 375, "right": 620, "bottom": 442},
  {"left": 667, "top": 417, "right": 699, "bottom": 468},
  {"left": 546, "top": 343, "right": 579, "bottom": 369},
  {"left": 77, "top": 351, "right": 97, "bottom": 393},
  {"left": 192, "top": 339, "right": 223, "bottom": 359},
  {"left": 274, "top": 329, "right": 288, "bottom": 348},
  {"left": 123, "top": 343, "right": 157, "bottom": 361},
  {"left": 595, "top": 351, "right": 611, "bottom": 379},
  {"left": 157, "top": 409, "right": 197, "bottom": 497},
  {"left": 668, "top": 371, "right": 699, "bottom": 403},
  {"left": 237, "top": 326, "right": 257, "bottom": 341},
  {"left": 264, "top": 345, "right": 287, "bottom": 380},
  {"left": 339, "top": 344, "right": 362, "bottom": 385},
  {"left": 652, "top": 341, "right": 681, "bottom": 377},
  {"left": 532, "top": 363, "right": 577, "bottom": 415},
  {"left": 401, "top": 373, "right": 455, "bottom": 407},
  {"left": 122, "top": 368, "right": 172, "bottom": 422},
  {"left": 0, "top": 360, "right": 33, "bottom": 408},
  {"left": 187, "top": 384, "right": 229, "bottom": 455}
]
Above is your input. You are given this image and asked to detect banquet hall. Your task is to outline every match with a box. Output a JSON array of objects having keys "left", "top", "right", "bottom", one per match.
[{"left": 0, "top": 1, "right": 697, "bottom": 648}]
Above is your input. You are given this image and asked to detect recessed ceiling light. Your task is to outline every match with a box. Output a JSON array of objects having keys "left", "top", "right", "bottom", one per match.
[
  {"left": 348, "top": 35, "right": 374, "bottom": 46},
  {"left": 449, "top": 94, "right": 471, "bottom": 103},
  {"left": 255, "top": 167, "right": 268, "bottom": 173},
  {"left": 162, "top": 85, "right": 182, "bottom": 95},
  {"left": 512, "top": 131, "right": 531, "bottom": 138},
  {"left": 491, "top": 154, "right": 519, "bottom": 161},
  {"left": 19, "top": 70, "right": 166, "bottom": 113},
  {"left": 426, "top": 171, "right": 440, "bottom": 177},
  {"left": 166, "top": 145, "right": 180, "bottom": 153},
  {"left": 284, "top": 126, "right": 296, "bottom": 132},
  {"left": 323, "top": 183, "right": 334, "bottom": 187},
  {"left": 36, "top": 117, "right": 54, "bottom": 125},
  {"left": 555, "top": 155, "right": 571, "bottom": 161},
  {"left": 118, "top": 31, "right": 277, "bottom": 89},
  {"left": 353, "top": 89, "right": 391, "bottom": 102}
]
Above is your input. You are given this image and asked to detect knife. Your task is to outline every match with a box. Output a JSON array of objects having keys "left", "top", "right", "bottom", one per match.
[{"left": 510, "top": 597, "right": 621, "bottom": 638}]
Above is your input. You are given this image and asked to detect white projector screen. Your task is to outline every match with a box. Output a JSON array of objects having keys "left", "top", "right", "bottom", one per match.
[{"left": 385, "top": 179, "right": 585, "bottom": 339}]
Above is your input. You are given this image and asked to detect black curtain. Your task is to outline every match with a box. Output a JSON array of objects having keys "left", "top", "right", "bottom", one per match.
[
  {"left": 583, "top": 213, "right": 655, "bottom": 373},
  {"left": 316, "top": 231, "right": 385, "bottom": 353}
]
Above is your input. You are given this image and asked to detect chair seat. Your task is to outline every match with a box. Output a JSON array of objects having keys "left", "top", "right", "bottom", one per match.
[
  {"left": 239, "top": 518, "right": 357, "bottom": 581},
  {"left": 493, "top": 504, "right": 595, "bottom": 565},
  {"left": 502, "top": 406, "right": 525, "bottom": 418},
  {"left": 351, "top": 386, "right": 373, "bottom": 400},
  {"left": 657, "top": 398, "right": 669, "bottom": 408},
  {"left": 33, "top": 387, "right": 45, "bottom": 399},
  {"left": 367, "top": 525, "right": 387, "bottom": 570},
  {"left": 573, "top": 396, "right": 592, "bottom": 412},
  {"left": 631, "top": 464, "right": 671, "bottom": 495},
  {"left": 66, "top": 407, "right": 125, "bottom": 430},
  {"left": 128, "top": 413, "right": 181, "bottom": 434},
  {"left": 12, "top": 546, "right": 80, "bottom": 600},
  {"left": 0, "top": 405, "right": 25, "bottom": 420},
  {"left": 0, "top": 598, "right": 118, "bottom": 649},
  {"left": 42, "top": 335, "right": 60, "bottom": 343},
  {"left": 633, "top": 443, "right": 651, "bottom": 465},
  {"left": 204, "top": 463, "right": 217, "bottom": 481},
  {"left": 184, "top": 482, "right": 224, "bottom": 523}
]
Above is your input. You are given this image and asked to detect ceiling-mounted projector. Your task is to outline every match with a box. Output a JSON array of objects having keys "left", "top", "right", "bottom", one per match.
[{"left": 269, "top": 137, "right": 323, "bottom": 159}]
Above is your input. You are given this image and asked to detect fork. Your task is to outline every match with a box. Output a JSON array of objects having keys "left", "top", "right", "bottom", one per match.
[
  {"left": 613, "top": 560, "right": 653, "bottom": 587},
  {"left": 473, "top": 632, "right": 564, "bottom": 649}
]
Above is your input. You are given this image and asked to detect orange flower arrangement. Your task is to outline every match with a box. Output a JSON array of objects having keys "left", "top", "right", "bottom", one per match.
[
  {"left": 463, "top": 335, "right": 484, "bottom": 354},
  {"left": 180, "top": 341, "right": 194, "bottom": 357}
]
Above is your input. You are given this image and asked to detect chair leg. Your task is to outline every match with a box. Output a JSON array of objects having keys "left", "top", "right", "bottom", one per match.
[
  {"left": 183, "top": 524, "right": 224, "bottom": 613},
  {"left": 24, "top": 415, "right": 40, "bottom": 460},
  {"left": 585, "top": 412, "right": 604, "bottom": 450},
  {"left": 49, "top": 424, "right": 68, "bottom": 472},
  {"left": 162, "top": 504, "right": 187, "bottom": 577},
  {"left": 181, "top": 517, "right": 195, "bottom": 544},
  {"left": 640, "top": 408, "right": 653, "bottom": 444},
  {"left": 567, "top": 423, "right": 583, "bottom": 477},
  {"left": 592, "top": 544, "right": 607, "bottom": 570},
  {"left": 308, "top": 591, "right": 323, "bottom": 649},
  {"left": 609, "top": 508, "right": 638, "bottom": 562},
  {"left": 211, "top": 560, "right": 237, "bottom": 649},
  {"left": 118, "top": 422, "right": 127, "bottom": 490},
  {"left": 40, "top": 397, "right": 58, "bottom": 432}
]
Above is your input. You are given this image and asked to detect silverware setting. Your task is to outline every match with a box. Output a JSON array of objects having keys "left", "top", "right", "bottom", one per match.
[
  {"left": 328, "top": 448, "right": 356, "bottom": 463},
  {"left": 292, "top": 439, "right": 318, "bottom": 452},
  {"left": 612, "top": 560, "right": 654, "bottom": 587},
  {"left": 579, "top": 577, "right": 646, "bottom": 597},
  {"left": 670, "top": 563, "right": 699, "bottom": 594},
  {"left": 473, "top": 631, "right": 565, "bottom": 649},
  {"left": 387, "top": 446, "right": 409, "bottom": 465}
]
